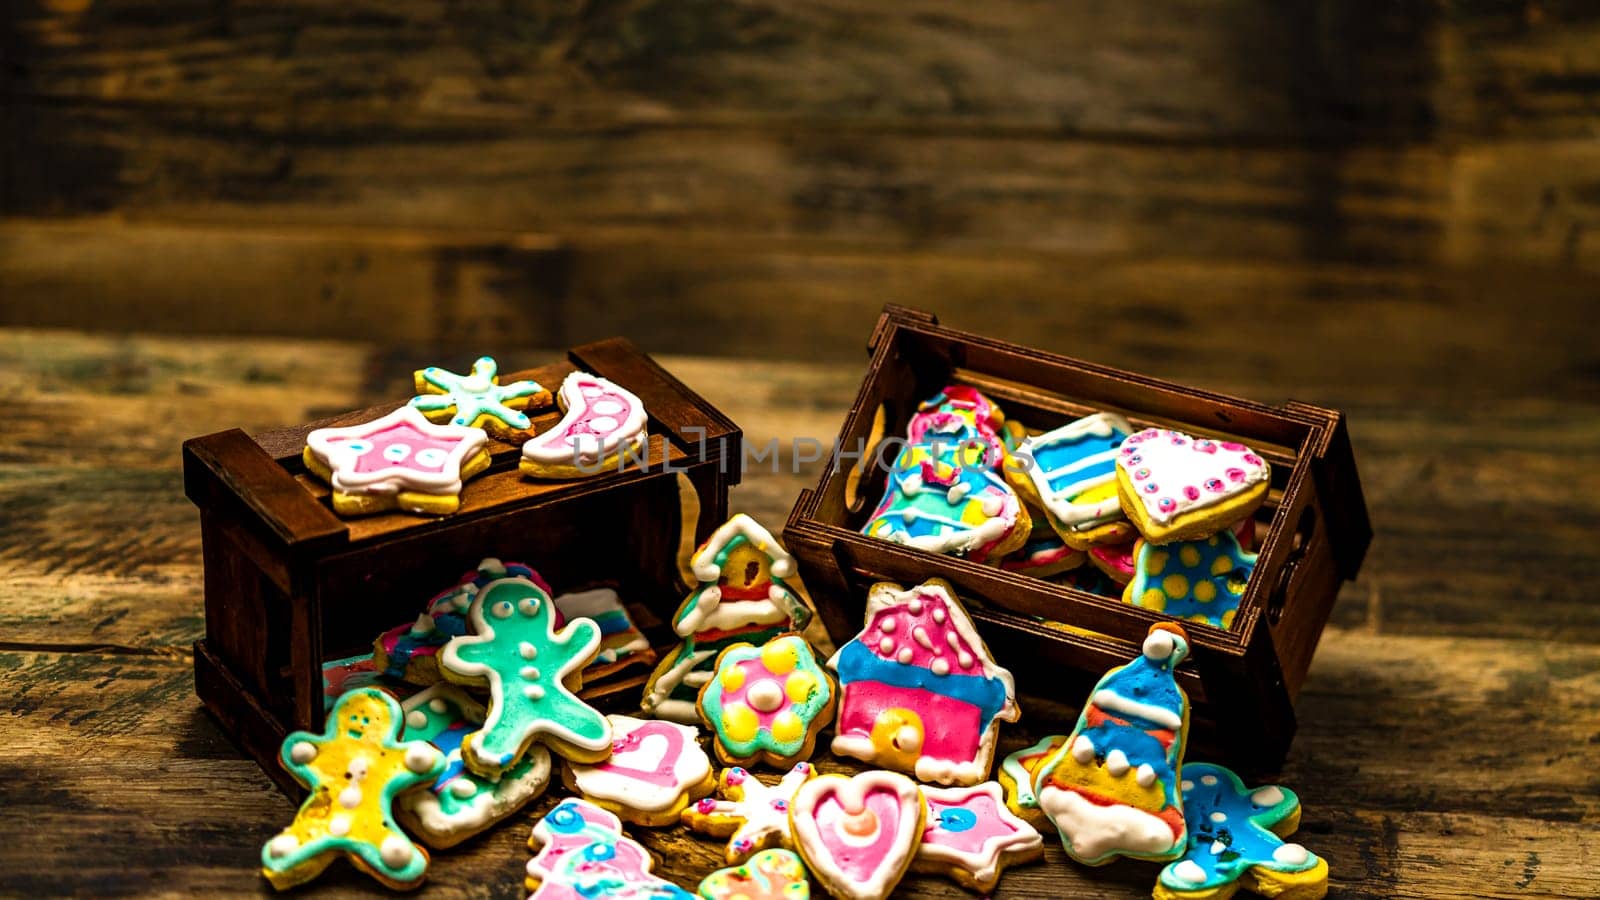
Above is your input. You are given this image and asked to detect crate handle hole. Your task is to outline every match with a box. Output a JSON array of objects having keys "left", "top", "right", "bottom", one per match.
[
  {"left": 1267, "top": 504, "right": 1316, "bottom": 625},
  {"left": 844, "top": 402, "right": 890, "bottom": 516}
]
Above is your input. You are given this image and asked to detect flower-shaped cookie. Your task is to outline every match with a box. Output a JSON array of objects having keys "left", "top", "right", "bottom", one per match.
[{"left": 697, "top": 635, "right": 836, "bottom": 769}]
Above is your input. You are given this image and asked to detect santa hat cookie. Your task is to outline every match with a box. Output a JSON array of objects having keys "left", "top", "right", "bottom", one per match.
[
  {"left": 642, "top": 514, "right": 812, "bottom": 724},
  {"left": 827, "top": 579, "right": 1020, "bottom": 786},
  {"left": 1033, "top": 623, "right": 1192, "bottom": 866}
]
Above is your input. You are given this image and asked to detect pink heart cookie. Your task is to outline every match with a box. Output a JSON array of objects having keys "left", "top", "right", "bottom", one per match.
[
  {"left": 1115, "top": 429, "right": 1271, "bottom": 545},
  {"left": 790, "top": 771, "right": 924, "bottom": 900}
]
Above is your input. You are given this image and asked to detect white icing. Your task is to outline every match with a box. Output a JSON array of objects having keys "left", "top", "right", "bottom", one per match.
[
  {"left": 404, "top": 744, "right": 438, "bottom": 774},
  {"left": 1016, "top": 413, "right": 1134, "bottom": 529},
  {"left": 1136, "top": 764, "right": 1157, "bottom": 788},
  {"left": 522, "top": 372, "right": 648, "bottom": 467},
  {"left": 931, "top": 606, "right": 947, "bottom": 625},
  {"left": 897, "top": 647, "right": 914, "bottom": 665},
  {"left": 523, "top": 684, "right": 545, "bottom": 701},
  {"left": 931, "top": 658, "right": 950, "bottom": 676},
  {"left": 946, "top": 483, "right": 971, "bottom": 504},
  {"left": 1200, "top": 775, "right": 1218, "bottom": 786},
  {"left": 450, "top": 779, "right": 477, "bottom": 799},
  {"left": 1210, "top": 811, "right": 1227, "bottom": 823},
  {"left": 267, "top": 834, "right": 299, "bottom": 858},
  {"left": 879, "top": 617, "right": 897, "bottom": 634},
  {"left": 405, "top": 710, "right": 428, "bottom": 730},
  {"left": 1092, "top": 689, "right": 1183, "bottom": 730},
  {"left": 1210, "top": 840, "right": 1227, "bottom": 855},
  {"left": 879, "top": 637, "right": 896, "bottom": 654},
  {"left": 1105, "top": 749, "right": 1130, "bottom": 777},
  {"left": 567, "top": 715, "right": 712, "bottom": 814},
  {"left": 590, "top": 399, "right": 624, "bottom": 415},
  {"left": 1038, "top": 785, "right": 1183, "bottom": 861},
  {"left": 1181, "top": 780, "right": 1195, "bottom": 792},
  {"left": 379, "top": 835, "right": 414, "bottom": 868},
  {"left": 1116, "top": 428, "right": 1271, "bottom": 525},
  {"left": 1143, "top": 629, "right": 1176, "bottom": 661},
  {"left": 519, "top": 642, "right": 537, "bottom": 660},
  {"left": 1071, "top": 734, "right": 1096, "bottom": 764},
  {"left": 1273, "top": 843, "right": 1311, "bottom": 866},
  {"left": 328, "top": 815, "right": 352, "bottom": 837},
  {"left": 305, "top": 405, "right": 486, "bottom": 499},
  {"left": 339, "top": 785, "right": 363, "bottom": 809},
  {"left": 747, "top": 679, "right": 785, "bottom": 713},
  {"left": 520, "top": 665, "right": 540, "bottom": 680},
  {"left": 289, "top": 741, "right": 317, "bottom": 764},
  {"left": 912, "top": 626, "right": 934, "bottom": 651},
  {"left": 1251, "top": 786, "right": 1285, "bottom": 807},
  {"left": 1173, "top": 860, "right": 1208, "bottom": 884},
  {"left": 398, "top": 737, "right": 551, "bottom": 845},
  {"left": 690, "top": 513, "right": 797, "bottom": 582}
]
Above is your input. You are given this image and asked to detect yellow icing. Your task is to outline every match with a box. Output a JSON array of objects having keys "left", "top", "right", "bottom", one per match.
[
  {"left": 1193, "top": 581, "right": 1217, "bottom": 603},
  {"left": 721, "top": 666, "right": 747, "bottom": 693},
  {"left": 1179, "top": 545, "right": 1202, "bottom": 567},
  {"left": 769, "top": 711, "right": 805, "bottom": 745},
  {"left": 722, "top": 702, "right": 759, "bottom": 744},
  {"left": 1163, "top": 574, "right": 1190, "bottom": 599},
  {"left": 784, "top": 672, "right": 817, "bottom": 705},
  {"left": 761, "top": 641, "right": 798, "bottom": 676},
  {"left": 1141, "top": 589, "right": 1167, "bottom": 612}
]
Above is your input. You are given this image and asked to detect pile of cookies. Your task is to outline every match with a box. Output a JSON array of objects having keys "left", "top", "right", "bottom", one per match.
[
  {"left": 863, "top": 386, "right": 1272, "bottom": 630},
  {"left": 302, "top": 355, "right": 650, "bottom": 516}
]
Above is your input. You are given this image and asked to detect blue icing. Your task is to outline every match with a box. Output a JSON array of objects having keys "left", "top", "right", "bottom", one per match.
[
  {"left": 862, "top": 444, "right": 1017, "bottom": 548},
  {"left": 1127, "top": 529, "right": 1258, "bottom": 628},
  {"left": 937, "top": 807, "right": 978, "bottom": 833},
  {"left": 834, "top": 640, "right": 1008, "bottom": 727},
  {"left": 1031, "top": 425, "right": 1127, "bottom": 499},
  {"left": 1158, "top": 763, "right": 1319, "bottom": 892}
]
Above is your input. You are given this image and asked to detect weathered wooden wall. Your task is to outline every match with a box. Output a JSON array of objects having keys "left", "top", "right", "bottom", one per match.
[{"left": 3, "top": 1, "right": 1599, "bottom": 359}]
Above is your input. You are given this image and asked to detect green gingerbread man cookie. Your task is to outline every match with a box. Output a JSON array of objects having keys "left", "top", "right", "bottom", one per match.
[
  {"left": 440, "top": 576, "right": 612, "bottom": 775},
  {"left": 260, "top": 688, "right": 446, "bottom": 891}
]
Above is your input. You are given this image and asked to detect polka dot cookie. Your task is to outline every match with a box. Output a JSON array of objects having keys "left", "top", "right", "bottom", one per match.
[
  {"left": 1123, "top": 529, "right": 1259, "bottom": 630},
  {"left": 697, "top": 635, "right": 836, "bottom": 769}
]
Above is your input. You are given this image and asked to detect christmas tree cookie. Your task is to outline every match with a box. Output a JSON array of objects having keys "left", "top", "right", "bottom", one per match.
[
  {"left": 1033, "top": 623, "right": 1191, "bottom": 865},
  {"left": 642, "top": 514, "right": 812, "bottom": 724}
]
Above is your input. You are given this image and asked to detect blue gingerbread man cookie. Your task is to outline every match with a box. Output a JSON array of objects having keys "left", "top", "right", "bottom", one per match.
[
  {"left": 1154, "top": 762, "right": 1328, "bottom": 900},
  {"left": 440, "top": 576, "right": 612, "bottom": 775}
]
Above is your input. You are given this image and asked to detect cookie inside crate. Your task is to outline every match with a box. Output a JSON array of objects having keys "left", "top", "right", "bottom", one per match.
[{"left": 785, "top": 306, "right": 1370, "bottom": 772}]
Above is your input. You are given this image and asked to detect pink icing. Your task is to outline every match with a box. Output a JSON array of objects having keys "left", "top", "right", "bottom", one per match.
[
  {"left": 325, "top": 422, "right": 459, "bottom": 474},
  {"left": 720, "top": 656, "right": 793, "bottom": 734},
  {"left": 810, "top": 785, "right": 910, "bottom": 882},
  {"left": 835, "top": 685, "right": 984, "bottom": 762},
  {"left": 526, "top": 374, "right": 645, "bottom": 462},
  {"left": 923, "top": 789, "right": 1019, "bottom": 856},
  {"left": 867, "top": 594, "right": 980, "bottom": 674},
  {"left": 1116, "top": 428, "right": 1271, "bottom": 525},
  {"left": 591, "top": 720, "right": 689, "bottom": 789},
  {"left": 1089, "top": 541, "right": 1136, "bottom": 578}
]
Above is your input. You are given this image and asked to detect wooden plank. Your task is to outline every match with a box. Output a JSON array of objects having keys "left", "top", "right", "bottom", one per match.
[{"left": 8, "top": 0, "right": 1598, "bottom": 141}]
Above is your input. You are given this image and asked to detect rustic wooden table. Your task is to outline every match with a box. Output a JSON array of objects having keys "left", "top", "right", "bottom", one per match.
[{"left": 2, "top": 326, "right": 1595, "bottom": 899}]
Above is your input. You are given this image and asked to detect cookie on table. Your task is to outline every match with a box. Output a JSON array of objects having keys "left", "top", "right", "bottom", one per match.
[
  {"left": 643, "top": 514, "right": 812, "bottom": 724},
  {"left": 698, "top": 848, "right": 810, "bottom": 900},
  {"left": 563, "top": 714, "right": 716, "bottom": 827},
  {"left": 1116, "top": 428, "right": 1270, "bottom": 545},
  {"left": 790, "top": 771, "right": 926, "bottom": 900},
  {"left": 915, "top": 780, "right": 1044, "bottom": 893},
  {"left": 520, "top": 371, "right": 648, "bottom": 479},
  {"left": 682, "top": 762, "right": 817, "bottom": 864},
  {"left": 1155, "top": 763, "right": 1327, "bottom": 900},
  {"left": 1006, "top": 412, "right": 1138, "bottom": 548},
  {"left": 302, "top": 405, "right": 491, "bottom": 517},
  {"left": 439, "top": 576, "right": 612, "bottom": 776},
  {"left": 1032, "top": 623, "right": 1192, "bottom": 866},
  {"left": 698, "top": 635, "right": 837, "bottom": 770},
  {"left": 1124, "top": 529, "right": 1259, "bottom": 630},
  {"left": 526, "top": 798, "right": 695, "bottom": 899},
  {"left": 260, "top": 688, "right": 445, "bottom": 891},
  {"left": 394, "top": 684, "right": 552, "bottom": 848},
  {"left": 409, "top": 355, "right": 550, "bottom": 441},
  {"left": 827, "top": 579, "right": 1019, "bottom": 786},
  {"left": 997, "top": 734, "right": 1067, "bottom": 831},
  {"left": 906, "top": 385, "right": 1008, "bottom": 467}
]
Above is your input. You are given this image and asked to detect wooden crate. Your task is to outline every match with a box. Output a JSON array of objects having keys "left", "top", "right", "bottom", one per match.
[
  {"left": 784, "top": 306, "right": 1371, "bottom": 772},
  {"left": 182, "top": 338, "right": 740, "bottom": 796}
]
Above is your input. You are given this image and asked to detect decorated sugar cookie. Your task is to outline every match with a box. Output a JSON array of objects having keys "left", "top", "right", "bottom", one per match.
[
  {"left": 861, "top": 443, "right": 1030, "bottom": 562},
  {"left": 828, "top": 579, "right": 1020, "bottom": 786},
  {"left": 1009, "top": 412, "right": 1137, "bottom": 547},
  {"left": 915, "top": 781, "right": 1044, "bottom": 893},
  {"left": 1088, "top": 538, "right": 1138, "bottom": 584},
  {"left": 322, "top": 652, "right": 388, "bottom": 708},
  {"left": 682, "top": 763, "right": 816, "bottom": 863},
  {"left": 409, "top": 355, "right": 550, "bottom": 439},
  {"left": 698, "top": 848, "right": 810, "bottom": 900},
  {"left": 1124, "top": 530, "right": 1259, "bottom": 629},
  {"left": 1155, "top": 764, "right": 1327, "bottom": 900},
  {"left": 906, "top": 385, "right": 1007, "bottom": 467},
  {"left": 1000, "top": 526, "right": 1085, "bottom": 578},
  {"left": 303, "top": 405, "right": 491, "bottom": 517},
  {"left": 394, "top": 684, "right": 552, "bottom": 848},
  {"left": 790, "top": 771, "right": 925, "bottom": 900},
  {"left": 521, "top": 371, "right": 649, "bottom": 479},
  {"left": 1033, "top": 623, "right": 1191, "bottom": 865},
  {"left": 698, "top": 636, "right": 836, "bottom": 769},
  {"left": 439, "top": 576, "right": 612, "bottom": 775},
  {"left": 260, "top": 688, "right": 445, "bottom": 891},
  {"left": 563, "top": 715, "right": 716, "bottom": 827},
  {"left": 376, "top": 559, "right": 653, "bottom": 685},
  {"left": 997, "top": 734, "right": 1067, "bottom": 830},
  {"left": 643, "top": 514, "right": 812, "bottom": 724},
  {"left": 1116, "top": 429, "right": 1271, "bottom": 545},
  {"left": 526, "top": 798, "right": 695, "bottom": 899}
]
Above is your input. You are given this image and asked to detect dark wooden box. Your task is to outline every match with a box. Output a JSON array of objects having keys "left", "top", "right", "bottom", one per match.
[
  {"left": 183, "top": 338, "right": 740, "bottom": 796},
  {"left": 784, "top": 306, "right": 1371, "bottom": 772}
]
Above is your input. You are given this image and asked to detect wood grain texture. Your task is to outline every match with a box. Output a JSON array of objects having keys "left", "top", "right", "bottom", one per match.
[{"left": 1, "top": 327, "right": 1597, "bottom": 896}]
